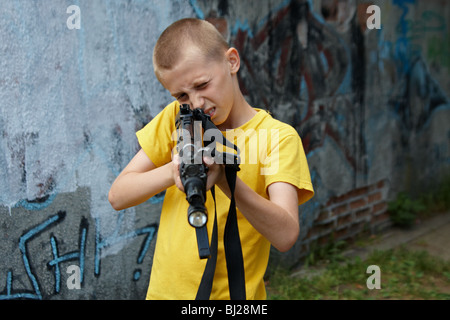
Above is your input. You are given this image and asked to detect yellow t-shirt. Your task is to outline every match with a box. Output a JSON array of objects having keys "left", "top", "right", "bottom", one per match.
[{"left": 136, "top": 101, "right": 314, "bottom": 300}]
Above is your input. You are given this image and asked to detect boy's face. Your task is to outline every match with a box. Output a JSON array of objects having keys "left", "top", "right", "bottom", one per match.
[{"left": 158, "top": 46, "right": 238, "bottom": 128}]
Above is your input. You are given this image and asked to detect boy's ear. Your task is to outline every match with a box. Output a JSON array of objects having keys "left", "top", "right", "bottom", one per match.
[{"left": 225, "top": 47, "right": 240, "bottom": 74}]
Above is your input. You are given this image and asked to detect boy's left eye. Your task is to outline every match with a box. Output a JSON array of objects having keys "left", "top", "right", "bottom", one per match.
[
  {"left": 177, "top": 93, "right": 187, "bottom": 101},
  {"left": 196, "top": 82, "right": 208, "bottom": 89}
]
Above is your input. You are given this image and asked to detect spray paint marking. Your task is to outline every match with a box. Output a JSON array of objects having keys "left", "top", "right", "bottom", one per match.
[
  {"left": 0, "top": 211, "right": 65, "bottom": 300},
  {"left": 0, "top": 211, "right": 157, "bottom": 300},
  {"left": 94, "top": 213, "right": 158, "bottom": 281}
]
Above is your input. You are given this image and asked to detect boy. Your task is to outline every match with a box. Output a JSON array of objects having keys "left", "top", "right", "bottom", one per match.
[{"left": 108, "top": 18, "right": 314, "bottom": 300}]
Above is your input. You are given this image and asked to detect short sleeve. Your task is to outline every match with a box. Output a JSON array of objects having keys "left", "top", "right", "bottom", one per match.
[
  {"left": 264, "top": 129, "right": 314, "bottom": 205},
  {"left": 136, "top": 101, "right": 179, "bottom": 167}
]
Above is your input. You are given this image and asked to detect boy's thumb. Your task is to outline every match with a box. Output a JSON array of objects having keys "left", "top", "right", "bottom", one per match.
[{"left": 203, "top": 156, "right": 214, "bottom": 166}]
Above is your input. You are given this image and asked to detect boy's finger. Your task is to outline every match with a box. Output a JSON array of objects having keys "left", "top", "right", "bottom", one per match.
[
  {"left": 203, "top": 156, "right": 214, "bottom": 166},
  {"left": 175, "top": 176, "right": 184, "bottom": 192},
  {"left": 172, "top": 153, "right": 181, "bottom": 165}
]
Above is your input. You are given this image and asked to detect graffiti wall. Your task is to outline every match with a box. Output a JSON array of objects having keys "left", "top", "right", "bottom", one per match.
[
  {"left": 190, "top": 0, "right": 449, "bottom": 266},
  {"left": 1, "top": 0, "right": 449, "bottom": 298},
  {"left": 0, "top": 0, "right": 192, "bottom": 300}
]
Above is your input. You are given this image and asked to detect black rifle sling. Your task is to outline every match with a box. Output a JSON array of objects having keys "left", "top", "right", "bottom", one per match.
[
  {"left": 194, "top": 111, "right": 246, "bottom": 300},
  {"left": 223, "top": 164, "right": 246, "bottom": 300},
  {"left": 195, "top": 187, "right": 218, "bottom": 300},
  {"left": 195, "top": 226, "right": 211, "bottom": 259}
]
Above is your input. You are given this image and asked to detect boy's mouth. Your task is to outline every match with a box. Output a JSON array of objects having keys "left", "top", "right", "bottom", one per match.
[{"left": 205, "top": 107, "right": 215, "bottom": 118}]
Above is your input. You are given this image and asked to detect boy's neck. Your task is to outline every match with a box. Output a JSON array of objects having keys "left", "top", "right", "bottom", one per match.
[{"left": 217, "top": 92, "right": 256, "bottom": 131}]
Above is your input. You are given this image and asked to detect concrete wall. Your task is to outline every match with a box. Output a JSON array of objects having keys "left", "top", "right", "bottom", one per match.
[
  {"left": 0, "top": 0, "right": 192, "bottom": 300},
  {"left": 1, "top": 0, "right": 449, "bottom": 299}
]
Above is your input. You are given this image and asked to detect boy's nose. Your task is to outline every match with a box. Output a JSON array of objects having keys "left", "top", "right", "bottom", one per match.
[{"left": 190, "top": 94, "right": 205, "bottom": 110}]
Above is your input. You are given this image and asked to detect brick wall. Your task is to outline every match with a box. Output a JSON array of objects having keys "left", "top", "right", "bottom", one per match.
[{"left": 300, "top": 179, "right": 390, "bottom": 257}]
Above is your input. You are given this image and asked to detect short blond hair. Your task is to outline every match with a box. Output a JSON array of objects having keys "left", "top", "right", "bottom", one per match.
[{"left": 153, "top": 18, "right": 229, "bottom": 81}]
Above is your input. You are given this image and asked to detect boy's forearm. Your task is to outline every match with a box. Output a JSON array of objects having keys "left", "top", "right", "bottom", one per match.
[
  {"left": 109, "top": 163, "right": 174, "bottom": 211},
  {"left": 217, "top": 177, "right": 299, "bottom": 252}
]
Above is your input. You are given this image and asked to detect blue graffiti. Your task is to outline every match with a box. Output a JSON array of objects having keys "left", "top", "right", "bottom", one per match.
[
  {"left": 393, "top": 0, "right": 416, "bottom": 34},
  {"left": 189, "top": 0, "right": 254, "bottom": 38},
  {"left": 94, "top": 212, "right": 157, "bottom": 281},
  {"left": 0, "top": 211, "right": 157, "bottom": 300},
  {"left": 47, "top": 217, "right": 88, "bottom": 293},
  {"left": 0, "top": 212, "right": 64, "bottom": 300},
  {"left": 393, "top": 0, "right": 416, "bottom": 75},
  {"left": 189, "top": 0, "right": 205, "bottom": 20}
]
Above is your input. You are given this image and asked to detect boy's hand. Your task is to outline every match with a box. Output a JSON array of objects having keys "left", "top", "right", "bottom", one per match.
[
  {"left": 202, "top": 156, "right": 226, "bottom": 191},
  {"left": 171, "top": 154, "right": 185, "bottom": 192},
  {"left": 171, "top": 154, "right": 225, "bottom": 193}
]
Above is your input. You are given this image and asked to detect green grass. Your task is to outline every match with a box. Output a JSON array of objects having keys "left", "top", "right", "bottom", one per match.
[
  {"left": 266, "top": 246, "right": 450, "bottom": 300},
  {"left": 388, "top": 175, "right": 450, "bottom": 227},
  {"left": 266, "top": 177, "right": 450, "bottom": 300}
]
